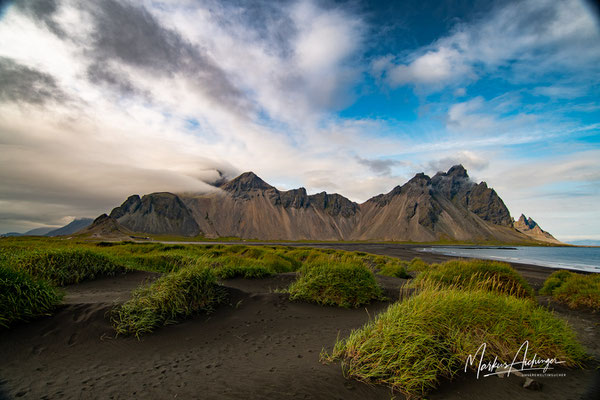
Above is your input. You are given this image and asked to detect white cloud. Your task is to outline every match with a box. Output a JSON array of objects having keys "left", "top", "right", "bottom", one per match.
[
  {"left": 386, "top": 47, "right": 471, "bottom": 86},
  {"left": 373, "top": 0, "right": 600, "bottom": 90}
]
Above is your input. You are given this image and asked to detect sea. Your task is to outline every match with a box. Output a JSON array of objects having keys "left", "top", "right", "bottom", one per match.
[{"left": 420, "top": 246, "right": 600, "bottom": 273}]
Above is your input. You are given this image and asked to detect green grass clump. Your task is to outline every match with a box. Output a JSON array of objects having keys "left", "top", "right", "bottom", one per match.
[
  {"left": 322, "top": 287, "right": 587, "bottom": 397},
  {"left": 122, "top": 254, "right": 194, "bottom": 273},
  {"left": 407, "top": 257, "right": 428, "bottom": 272},
  {"left": 208, "top": 257, "right": 274, "bottom": 279},
  {"left": 16, "top": 249, "right": 126, "bottom": 286},
  {"left": 0, "top": 265, "right": 63, "bottom": 328},
  {"left": 540, "top": 270, "right": 576, "bottom": 295},
  {"left": 411, "top": 259, "right": 533, "bottom": 298},
  {"left": 377, "top": 261, "right": 411, "bottom": 279},
  {"left": 541, "top": 271, "right": 600, "bottom": 311},
  {"left": 288, "top": 261, "right": 383, "bottom": 308},
  {"left": 111, "top": 266, "right": 223, "bottom": 337}
]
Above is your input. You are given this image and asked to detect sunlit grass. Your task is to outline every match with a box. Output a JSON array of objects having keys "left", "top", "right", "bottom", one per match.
[
  {"left": 111, "top": 265, "right": 224, "bottom": 337},
  {"left": 541, "top": 270, "right": 600, "bottom": 311},
  {"left": 288, "top": 260, "right": 383, "bottom": 308},
  {"left": 410, "top": 259, "right": 534, "bottom": 298},
  {"left": 322, "top": 285, "right": 587, "bottom": 397}
]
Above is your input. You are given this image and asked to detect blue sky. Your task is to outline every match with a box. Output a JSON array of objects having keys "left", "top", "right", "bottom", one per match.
[{"left": 0, "top": 0, "right": 599, "bottom": 242}]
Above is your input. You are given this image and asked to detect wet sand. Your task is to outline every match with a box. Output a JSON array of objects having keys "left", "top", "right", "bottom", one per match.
[{"left": 0, "top": 245, "right": 598, "bottom": 399}]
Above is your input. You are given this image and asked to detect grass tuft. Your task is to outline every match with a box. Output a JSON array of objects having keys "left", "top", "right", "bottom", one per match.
[
  {"left": 541, "top": 270, "right": 600, "bottom": 311},
  {"left": 377, "top": 261, "right": 411, "bottom": 278},
  {"left": 322, "top": 287, "right": 587, "bottom": 397},
  {"left": 0, "top": 265, "right": 63, "bottom": 328},
  {"left": 288, "top": 261, "right": 383, "bottom": 308},
  {"left": 16, "top": 249, "right": 126, "bottom": 286},
  {"left": 411, "top": 259, "right": 534, "bottom": 298},
  {"left": 111, "top": 266, "right": 224, "bottom": 337}
]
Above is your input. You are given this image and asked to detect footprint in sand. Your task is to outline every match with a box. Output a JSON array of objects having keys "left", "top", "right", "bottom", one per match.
[{"left": 67, "top": 333, "right": 78, "bottom": 346}]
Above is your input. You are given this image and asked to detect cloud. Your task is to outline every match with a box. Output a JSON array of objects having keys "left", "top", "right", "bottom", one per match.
[
  {"left": 85, "top": 0, "right": 253, "bottom": 114},
  {"left": 0, "top": 57, "right": 67, "bottom": 104},
  {"left": 86, "top": 61, "right": 149, "bottom": 98},
  {"left": 427, "top": 151, "right": 490, "bottom": 175},
  {"left": 13, "top": 0, "right": 64, "bottom": 35},
  {"left": 356, "top": 156, "right": 405, "bottom": 176},
  {"left": 383, "top": 47, "right": 472, "bottom": 87},
  {"left": 373, "top": 0, "right": 600, "bottom": 90},
  {"left": 532, "top": 85, "right": 587, "bottom": 99}
]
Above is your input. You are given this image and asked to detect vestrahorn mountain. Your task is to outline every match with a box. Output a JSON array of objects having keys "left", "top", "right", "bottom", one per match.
[{"left": 95, "top": 165, "right": 557, "bottom": 243}]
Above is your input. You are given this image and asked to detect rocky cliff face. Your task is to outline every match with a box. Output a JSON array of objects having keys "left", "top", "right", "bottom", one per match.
[
  {"left": 430, "top": 165, "right": 513, "bottom": 227},
  {"left": 110, "top": 192, "right": 200, "bottom": 236},
  {"left": 103, "top": 166, "right": 544, "bottom": 243},
  {"left": 78, "top": 214, "right": 134, "bottom": 240},
  {"left": 514, "top": 214, "right": 562, "bottom": 244}
]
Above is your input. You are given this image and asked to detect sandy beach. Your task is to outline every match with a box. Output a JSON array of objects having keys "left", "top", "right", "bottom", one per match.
[{"left": 1, "top": 244, "right": 598, "bottom": 399}]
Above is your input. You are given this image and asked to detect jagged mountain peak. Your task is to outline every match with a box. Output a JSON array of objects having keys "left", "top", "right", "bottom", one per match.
[
  {"left": 514, "top": 213, "right": 561, "bottom": 244},
  {"left": 406, "top": 172, "right": 431, "bottom": 185},
  {"left": 517, "top": 214, "right": 537, "bottom": 228},
  {"left": 446, "top": 164, "right": 468, "bottom": 178},
  {"left": 222, "top": 171, "right": 273, "bottom": 195}
]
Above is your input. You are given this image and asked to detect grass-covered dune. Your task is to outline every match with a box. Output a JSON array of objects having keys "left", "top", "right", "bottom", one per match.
[
  {"left": 541, "top": 270, "right": 600, "bottom": 311},
  {"left": 1, "top": 237, "right": 414, "bottom": 329},
  {"left": 410, "top": 259, "right": 534, "bottom": 298},
  {"left": 288, "top": 261, "right": 383, "bottom": 308},
  {"left": 111, "top": 266, "right": 224, "bottom": 337},
  {"left": 323, "top": 286, "right": 587, "bottom": 397},
  {"left": 0, "top": 265, "right": 63, "bottom": 328},
  {"left": 16, "top": 249, "right": 126, "bottom": 285}
]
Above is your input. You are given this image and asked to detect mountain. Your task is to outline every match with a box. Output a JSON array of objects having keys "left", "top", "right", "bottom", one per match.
[
  {"left": 109, "top": 193, "right": 200, "bottom": 236},
  {"left": 105, "top": 165, "right": 549, "bottom": 243},
  {"left": 24, "top": 227, "right": 57, "bottom": 236},
  {"left": 77, "top": 214, "right": 135, "bottom": 240},
  {"left": 514, "top": 214, "right": 562, "bottom": 244},
  {"left": 1, "top": 232, "right": 24, "bottom": 237},
  {"left": 46, "top": 218, "right": 93, "bottom": 236}
]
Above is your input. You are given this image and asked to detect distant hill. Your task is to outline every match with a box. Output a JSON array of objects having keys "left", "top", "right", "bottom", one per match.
[
  {"left": 1, "top": 232, "right": 24, "bottom": 237},
  {"left": 46, "top": 218, "right": 93, "bottom": 236},
  {"left": 567, "top": 240, "right": 600, "bottom": 246},
  {"left": 104, "top": 165, "right": 551, "bottom": 244},
  {"left": 24, "top": 227, "right": 57, "bottom": 236},
  {"left": 77, "top": 214, "right": 135, "bottom": 241}
]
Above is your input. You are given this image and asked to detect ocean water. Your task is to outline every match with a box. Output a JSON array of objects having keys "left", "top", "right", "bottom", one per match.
[{"left": 420, "top": 246, "right": 600, "bottom": 273}]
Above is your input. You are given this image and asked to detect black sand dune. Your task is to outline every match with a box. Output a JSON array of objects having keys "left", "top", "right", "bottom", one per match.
[{"left": 1, "top": 246, "right": 599, "bottom": 399}]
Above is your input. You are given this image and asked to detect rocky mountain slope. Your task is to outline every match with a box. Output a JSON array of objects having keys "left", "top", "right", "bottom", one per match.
[
  {"left": 514, "top": 214, "right": 562, "bottom": 244},
  {"left": 101, "top": 165, "right": 548, "bottom": 243},
  {"left": 46, "top": 218, "right": 93, "bottom": 236},
  {"left": 78, "top": 214, "right": 135, "bottom": 241}
]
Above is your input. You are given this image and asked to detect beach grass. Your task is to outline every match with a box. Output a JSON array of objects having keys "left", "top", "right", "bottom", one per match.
[
  {"left": 322, "top": 285, "right": 587, "bottom": 397},
  {"left": 0, "top": 265, "right": 63, "bottom": 328},
  {"left": 111, "top": 265, "right": 224, "bottom": 337},
  {"left": 288, "top": 260, "right": 383, "bottom": 308},
  {"left": 377, "top": 260, "right": 411, "bottom": 278},
  {"left": 410, "top": 259, "right": 534, "bottom": 298},
  {"left": 541, "top": 270, "right": 600, "bottom": 311},
  {"left": 15, "top": 249, "right": 127, "bottom": 286}
]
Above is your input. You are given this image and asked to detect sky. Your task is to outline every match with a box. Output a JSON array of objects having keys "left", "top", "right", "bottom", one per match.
[{"left": 0, "top": 0, "right": 599, "bottom": 242}]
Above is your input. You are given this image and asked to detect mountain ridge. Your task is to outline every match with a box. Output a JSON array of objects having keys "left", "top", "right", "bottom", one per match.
[
  {"left": 514, "top": 213, "right": 561, "bottom": 244},
  {"left": 100, "top": 165, "right": 554, "bottom": 243}
]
